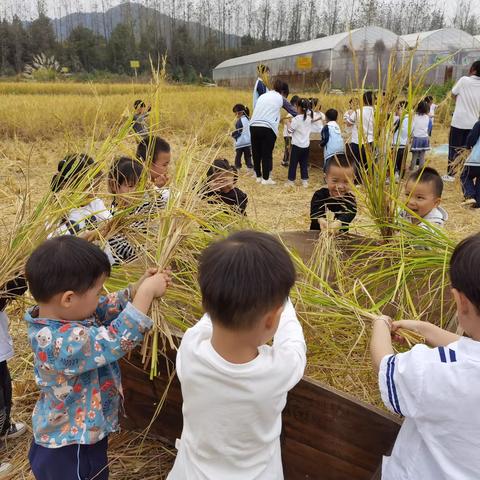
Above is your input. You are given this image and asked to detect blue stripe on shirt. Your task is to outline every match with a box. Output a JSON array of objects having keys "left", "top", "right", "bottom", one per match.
[
  {"left": 390, "top": 355, "right": 403, "bottom": 416},
  {"left": 449, "top": 348, "right": 457, "bottom": 362},
  {"left": 438, "top": 346, "right": 447, "bottom": 363},
  {"left": 386, "top": 355, "right": 399, "bottom": 415}
]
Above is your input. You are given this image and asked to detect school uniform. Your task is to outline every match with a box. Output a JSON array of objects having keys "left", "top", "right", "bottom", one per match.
[
  {"left": 461, "top": 120, "right": 480, "bottom": 206},
  {"left": 320, "top": 121, "right": 345, "bottom": 170},
  {"left": 132, "top": 112, "right": 149, "bottom": 138},
  {"left": 399, "top": 206, "right": 448, "bottom": 231},
  {"left": 392, "top": 115, "right": 409, "bottom": 176},
  {"left": 428, "top": 103, "right": 436, "bottom": 136},
  {"left": 250, "top": 91, "right": 297, "bottom": 181},
  {"left": 252, "top": 77, "right": 268, "bottom": 109},
  {"left": 232, "top": 115, "right": 253, "bottom": 169},
  {"left": 448, "top": 75, "right": 480, "bottom": 176},
  {"left": 379, "top": 338, "right": 480, "bottom": 479},
  {"left": 287, "top": 114, "right": 311, "bottom": 182},
  {"left": 410, "top": 114, "right": 430, "bottom": 170},
  {"left": 310, "top": 187, "right": 357, "bottom": 231}
]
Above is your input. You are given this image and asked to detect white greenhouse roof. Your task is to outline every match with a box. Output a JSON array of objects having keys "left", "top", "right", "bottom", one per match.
[
  {"left": 401, "top": 28, "right": 480, "bottom": 49},
  {"left": 214, "top": 26, "right": 402, "bottom": 70}
]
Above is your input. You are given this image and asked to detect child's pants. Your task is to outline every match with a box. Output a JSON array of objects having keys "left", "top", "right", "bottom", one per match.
[
  {"left": 395, "top": 147, "right": 407, "bottom": 177},
  {"left": 234, "top": 147, "right": 253, "bottom": 169},
  {"left": 29, "top": 436, "right": 109, "bottom": 480},
  {"left": 288, "top": 145, "right": 309, "bottom": 181},
  {"left": 282, "top": 137, "right": 291, "bottom": 165},
  {"left": 461, "top": 165, "right": 480, "bottom": 206},
  {"left": 410, "top": 151, "right": 426, "bottom": 170},
  {"left": 250, "top": 126, "right": 276, "bottom": 180},
  {"left": 0, "top": 361, "right": 12, "bottom": 436}
]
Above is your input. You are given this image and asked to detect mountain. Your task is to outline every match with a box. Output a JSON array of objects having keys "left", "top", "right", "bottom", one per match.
[{"left": 51, "top": 2, "right": 241, "bottom": 48}]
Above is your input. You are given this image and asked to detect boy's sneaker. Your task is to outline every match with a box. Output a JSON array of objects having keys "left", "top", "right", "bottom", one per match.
[
  {"left": 0, "top": 463, "right": 12, "bottom": 480},
  {"left": 302, "top": 180, "right": 309, "bottom": 188},
  {"left": 261, "top": 178, "right": 276, "bottom": 185},
  {"left": 1, "top": 422, "right": 26, "bottom": 440},
  {"left": 256, "top": 176, "right": 262, "bottom": 183},
  {"left": 394, "top": 172, "right": 400, "bottom": 183},
  {"left": 281, "top": 161, "right": 289, "bottom": 167},
  {"left": 442, "top": 174, "right": 455, "bottom": 182},
  {"left": 461, "top": 198, "right": 477, "bottom": 207},
  {"left": 284, "top": 180, "right": 295, "bottom": 187}
]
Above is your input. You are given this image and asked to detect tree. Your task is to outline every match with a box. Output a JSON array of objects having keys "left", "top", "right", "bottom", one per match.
[
  {"left": 27, "top": 13, "right": 56, "bottom": 56},
  {"left": 107, "top": 23, "right": 137, "bottom": 73},
  {"left": 65, "top": 26, "right": 107, "bottom": 71}
]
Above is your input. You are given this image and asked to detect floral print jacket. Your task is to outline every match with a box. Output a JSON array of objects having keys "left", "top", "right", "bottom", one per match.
[{"left": 25, "top": 289, "right": 153, "bottom": 448}]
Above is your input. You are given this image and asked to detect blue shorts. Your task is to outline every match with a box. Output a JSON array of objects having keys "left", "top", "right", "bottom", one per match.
[{"left": 29, "top": 436, "right": 109, "bottom": 480}]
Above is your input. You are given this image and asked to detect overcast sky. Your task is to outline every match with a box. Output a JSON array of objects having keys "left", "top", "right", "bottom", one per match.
[{"left": 2, "top": 0, "right": 479, "bottom": 21}]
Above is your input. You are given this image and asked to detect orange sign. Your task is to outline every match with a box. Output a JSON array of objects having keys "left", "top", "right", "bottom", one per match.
[{"left": 296, "top": 56, "right": 312, "bottom": 70}]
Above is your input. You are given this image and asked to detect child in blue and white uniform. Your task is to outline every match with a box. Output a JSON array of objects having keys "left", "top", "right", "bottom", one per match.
[
  {"left": 392, "top": 100, "right": 409, "bottom": 180},
  {"left": 320, "top": 109, "right": 345, "bottom": 171},
  {"left": 460, "top": 117, "right": 480, "bottom": 207},
  {"left": 410, "top": 101, "right": 430, "bottom": 171},
  {"left": 281, "top": 95, "right": 300, "bottom": 167},
  {"left": 231, "top": 104, "right": 253, "bottom": 174}
]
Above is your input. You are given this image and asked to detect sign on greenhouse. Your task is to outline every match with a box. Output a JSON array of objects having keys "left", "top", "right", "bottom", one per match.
[{"left": 296, "top": 56, "right": 312, "bottom": 70}]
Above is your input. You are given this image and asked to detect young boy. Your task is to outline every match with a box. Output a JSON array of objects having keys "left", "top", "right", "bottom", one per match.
[
  {"left": 392, "top": 100, "right": 409, "bottom": 180},
  {"left": 136, "top": 135, "right": 171, "bottom": 207},
  {"left": 320, "top": 109, "right": 345, "bottom": 169},
  {"left": 460, "top": 117, "right": 480, "bottom": 208},
  {"left": 132, "top": 99, "right": 150, "bottom": 139},
  {"left": 25, "top": 236, "right": 170, "bottom": 480},
  {"left": 167, "top": 231, "right": 306, "bottom": 479},
  {"left": 371, "top": 232, "right": 480, "bottom": 478},
  {"left": 401, "top": 167, "right": 448, "bottom": 229},
  {"left": 310, "top": 154, "right": 357, "bottom": 232}
]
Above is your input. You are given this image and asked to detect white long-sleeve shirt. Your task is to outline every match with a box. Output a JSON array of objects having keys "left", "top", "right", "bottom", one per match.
[
  {"left": 288, "top": 114, "right": 312, "bottom": 148},
  {"left": 167, "top": 299, "right": 306, "bottom": 480},
  {"left": 250, "top": 91, "right": 296, "bottom": 137},
  {"left": 345, "top": 106, "right": 374, "bottom": 144},
  {"left": 411, "top": 114, "right": 429, "bottom": 138}
]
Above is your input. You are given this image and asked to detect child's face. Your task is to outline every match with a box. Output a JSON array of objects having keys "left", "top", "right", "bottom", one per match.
[
  {"left": 151, "top": 151, "right": 171, "bottom": 187},
  {"left": 235, "top": 110, "right": 242, "bottom": 118},
  {"left": 210, "top": 171, "right": 234, "bottom": 193},
  {"left": 404, "top": 180, "right": 441, "bottom": 221},
  {"left": 110, "top": 180, "right": 140, "bottom": 206},
  {"left": 136, "top": 105, "right": 146, "bottom": 115},
  {"left": 296, "top": 103, "right": 303, "bottom": 114},
  {"left": 326, "top": 165, "right": 355, "bottom": 197}
]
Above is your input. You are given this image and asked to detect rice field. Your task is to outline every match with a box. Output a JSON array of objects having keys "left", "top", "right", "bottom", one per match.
[{"left": 1, "top": 78, "right": 479, "bottom": 478}]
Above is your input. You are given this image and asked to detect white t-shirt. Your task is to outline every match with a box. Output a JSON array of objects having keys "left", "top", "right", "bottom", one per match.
[
  {"left": 250, "top": 90, "right": 285, "bottom": 136},
  {"left": 167, "top": 299, "right": 306, "bottom": 480},
  {"left": 393, "top": 115, "right": 409, "bottom": 146},
  {"left": 346, "top": 106, "right": 374, "bottom": 144},
  {"left": 288, "top": 115, "right": 312, "bottom": 148},
  {"left": 451, "top": 75, "right": 480, "bottom": 130},
  {"left": 310, "top": 111, "right": 325, "bottom": 134},
  {"left": 0, "top": 311, "right": 13, "bottom": 362},
  {"left": 283, "top": 113, "right": 293, "bottom": 138},
  {"left": 379, "top": 337, "right": 480, "bottom": 479},
  {"left": 411, "top": 114, "right": 429, "bottom": 138}
]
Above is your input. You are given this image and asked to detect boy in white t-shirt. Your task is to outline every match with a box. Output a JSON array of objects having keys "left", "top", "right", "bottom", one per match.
[
  {"left": 371, "top": 232, "right": 480, "bottom": 479},
  {"left": 167, "top": 231, "right": 306, "bottom": 480}
]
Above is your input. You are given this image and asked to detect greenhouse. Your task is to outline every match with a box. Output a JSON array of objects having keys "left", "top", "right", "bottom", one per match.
[
  {"left": 400, "top": 28, "right": 480, "bottom": 84},
  {"left": 213, "top": 26, "right": 406, "bottom": 90}
]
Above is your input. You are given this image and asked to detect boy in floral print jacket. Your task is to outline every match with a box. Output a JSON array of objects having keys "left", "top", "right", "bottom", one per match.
[{"left": 24, "top": 236, "right": 171, "bottom": 480}]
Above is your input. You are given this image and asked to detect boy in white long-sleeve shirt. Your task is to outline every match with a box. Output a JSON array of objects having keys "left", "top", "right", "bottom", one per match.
[{"left": 167, "top": 231, "right": 306, "bottom": 480}]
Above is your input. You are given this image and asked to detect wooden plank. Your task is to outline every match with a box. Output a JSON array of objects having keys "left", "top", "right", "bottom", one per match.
[{"left": 120, "top": 348, "right": 400, "bottom": 480}]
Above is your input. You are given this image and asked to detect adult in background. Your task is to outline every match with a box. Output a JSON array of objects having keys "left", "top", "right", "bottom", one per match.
[
  {"left": 444, "top": 61, "right": 480, "bottom": 182},
  {"left": 250, "top": 79, "right": 297, "bottom": 185},
  {"left": 252, "top": 64, "right": 269, "bottom": 109}
]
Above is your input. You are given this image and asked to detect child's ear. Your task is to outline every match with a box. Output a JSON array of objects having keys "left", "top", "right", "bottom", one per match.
[
  {"left": 264, "top": 304, "right": 284, "bottom": 330},
  {"left": 452, "top": 288, "right": 469, "bottom": 315},
  {"left": 60, "top": 291, "right": 75, "bottom": 309},
  {"left": 433, "top": 196, "right": 441, "bottom": 208}
]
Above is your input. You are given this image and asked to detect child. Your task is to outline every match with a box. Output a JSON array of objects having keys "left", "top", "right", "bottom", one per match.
[
  {"left": 204, "top": 158, "right": 248, "bottom": 215},
  {"left": 424, "top": 95, "right": 436, "bottom": 136},
  {"left": 460, "top": 117, "right": 480, "bottom": 207},
  {"left": 132, "top": 99, "right": 150, "bottom": 139},
  {"left": 167, "top": 230, "right": 306, "bottom": 479},
  {"left": 309, "top": 98, "right": 326, "bottom": 132},
  {"left": 286, "top": 98, "right": 312, "bottom": 187},
  {"left": 0, "top": 276, "right": 28, "bottom": 477},
  {"left": 392, "top": 100, "right": 409, "bottom": 180},
  {"left": 370, "top": 232, "right": 480, "bottom": 478},
  {"left": 320, "top": 109, "right": 345, "bottom": 170},
  {"left": 401, "top": 167, "right": 448, "bottom": 229},
  {"left": 231, "top": 104, "right": 254, "bottom": 174},
  {"left": 410, "top": 101, "right": 430, "bottom": 171},
  {"left": 51, "top": 154, "right": 112, "bottom": 239},
  {"left": 310, "top": 154, "right": 357, "bottom": 232},
  {"left": 136, "top": 136, "right": 171, "bottom": 208},
  {"left": 281, "top": 95, "right": 300, "bottom": 167},
  {"left": 107, "top": 157, "right": 158, "bottom": 264},
  {"left": 343, "top": 97, "right": 359, "bottom": 143},
  {"left": 25, "top": 236, "right": 170, "bottom": 480}
]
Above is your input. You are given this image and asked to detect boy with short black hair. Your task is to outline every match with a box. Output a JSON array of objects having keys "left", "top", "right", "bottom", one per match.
[
  {"left": 401, "top": 167, "right": 448, "bottom": 229},
  {"left": 320, "top": 108, "right": 345, "bottom": 168},
  {"left": 25, "top": 236, "right": 170, "bottom": 480},
  {"left": 371, "top": 232, "right": 480, "bottom": 478},
  {"left": 310, "top": 154, "right": 357, "bottom": 232},
  {"left": 167, "top": 231, "right": 306, "bottom": 480}
]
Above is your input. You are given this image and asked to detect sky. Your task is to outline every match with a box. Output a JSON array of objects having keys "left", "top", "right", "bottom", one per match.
[{"left": 2, "top": 0, "right": 479, "bottom": 21}]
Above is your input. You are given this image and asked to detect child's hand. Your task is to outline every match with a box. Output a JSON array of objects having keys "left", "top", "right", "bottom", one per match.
[
  {"left": 372, "top": 315, "right": 392, "bottom": 329},
  {"left": 138, "top": 270, "right": 172, "bottom": 299},
  {"left": 131, "top": 267, "right": 158, "bottom": 298},
  {"left": 391, "top": 320, "right": 424, "bottom": 343},
  {"left": 155, "top": 173, "right": 169, "bottom": 188}
]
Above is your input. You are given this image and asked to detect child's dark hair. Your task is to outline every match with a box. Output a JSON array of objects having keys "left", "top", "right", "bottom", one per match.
[
  {"left": 424, "top": 96, "right": 433, "bottom": 104},
  {"left": 134, "top": 99, "right": 146, "bottom": 109},
  {"left": 325, "top": 153, "right": 355, "bottom": 174},
  {"left": 136, "top": 136, "right": 171, "bottom": 164},
  {"left": 363, "top": 91, "right": 374, "bottom": 106},
  {"left": 51, "top": 153, "right": 95, "bottom": 193},
  {"left": 232, "top": 104, "right": 250, "bottom": 118},
  {"left": 298, "top": 98, "right": 313, "bottom": 120},
  {"left": 416, "top": 100, "right": 429, "bottom": 115},
  {"left": 290, "top": 95, "right": 300, "bottom": 106},
  {"left": 273, "top": 79, "right": 289, "bottom": 97},
  {"left": 109, "top": 157, "right": 143, "bottom": 188},
  {"left": 26, "top": 236, "right": 111, "bottom": 303},
  {"left": 325, "top": 109, "right": 338, "bottom": 122},
  {"left": 397, "top": 100, "right": 408, "bottom": 109},
  {"left": 450, "top": 233, "right": 480, "bottom": 311},
  {"left": 309, "top": 97, "right": 319, "bottom": 109},
  {"left": 207, "top": 158, "right": 237, "bottom": 180},
  {"left": 198, "top": 230, "right": 296, "bottom": 330},
  {"left": 470, "top": 61, "right": 480, "bottom": 76},
  {"left": 407, "top": 167, "right": 443, "bottom": 197}
]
